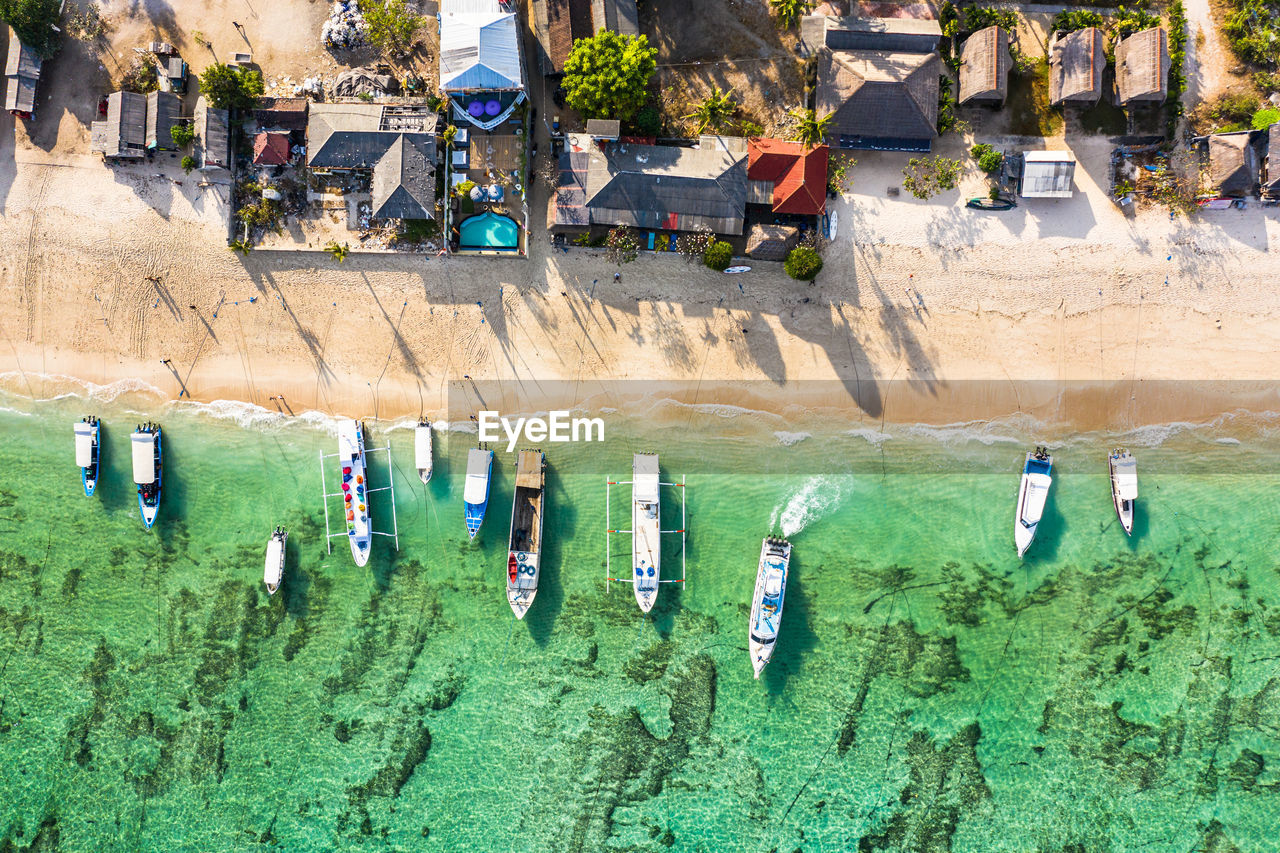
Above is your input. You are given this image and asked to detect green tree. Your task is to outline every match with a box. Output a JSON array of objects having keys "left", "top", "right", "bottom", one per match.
[
  {"left": 0, "top": 0, "right": 60, "bottom": 58},
  {"left": 363, "top": 0, "right": 424, "bottom": 57},
  {"left": 684, "top": 87, "right": 737, "bottom": 134},
  {"left": 228, "top": 238, "right": 253, "bottom": 256},
  {"left": 324, "top": 241, "right": 350, "bottom": 263},
  {"left": 827, "top": 153, "right": 856, "bottom": 194},
  {"left": 703, "top": 240, "right": 733, "bottom": 271},
  {"left": 1112, "top": 4, "right": 1160, "bottom": 39},
  {"left": 901, "top": 155, "right": 963, "bottom": 200},
  {"left": 770, "top": 0, "right": 811, "bottom": 29},
  {"left": 969, "top": 143, "right": 1002, "bottom": 174},
  {"left": 784, "top": 246, "right": 823, "bottom": 280},
  {"left": 198, "top": 62, "right": 265, "bottom": 112},
  {"left": 562, "top": 31, "right": 657, "bottom": 121},
  {"left": 790, "top": 109, "right": 833, "bottom": 147},
  {"left": 1051, "top": 9, "right": 1104, "bottom": 33},
  {"left": 180, "top": 155, "right": 196, "bottom": 173},
  {"left": 169, "top": 122, "right": 195, "bottom": 148}
]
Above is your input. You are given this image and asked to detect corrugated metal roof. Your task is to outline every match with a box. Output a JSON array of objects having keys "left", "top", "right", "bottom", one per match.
[
  {"left": 440, "top": 12, "right": 525, "bottom": 91},
  {"left": 4, "top": 75, "right": 36, "bottom": 113},
  {"left": 146, "top": 90, "right": 180, "bottom": 150},
  {"left": 592, "top": 0, "right": 638, "bottom": 37},
  {"left": 822, "top": 16, "right": 941, "bottom": 53},
  {"left": 5, "top": 27, "right": 41, "bottom": 78},
  {"left": 91, "top": 92, "right": 147, "bottom": 157},
  {"left": 1020, "top": 152, "right": 1076, "bottom": 198},
  {"left": 195, "top": 95, "right": 230, "bottom": 168}
]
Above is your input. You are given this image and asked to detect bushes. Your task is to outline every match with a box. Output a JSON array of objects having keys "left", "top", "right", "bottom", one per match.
[
  {"left": 1051, "top": 9, "right": 1104, "bottom": 32},
  {"left": 1166, "top": 0, "right": 1187, "bottom": 137},
  {"left": 169, "top": 123, "right": 194, "bottom": 148},
  {"left": 563, "top": 31, "right": 657, "bottom": 121},
  {"left": 784, "top": 246, "right": 823, "bottom": 280},
  {"left": 969, "top": 143, "right": 1003, "bottom": 174},
  {"left": 702, "top": 240, "right": 733, "bottom": 271},
  {"left": 633, "top": 105, "right": 661, "bottom": 137},
  {"left": 1222, "top": 0, "right": 1280, "bottom": 67},
  {"left": 827, "top": 153, "right": 856, "bottom": 195},
  {"left": 1252, "top": 107, "right": 1280, "bottom": 129},
  {"left": 606, "top": 225, "right": 640, "bottom": 264},
  {"left": 0, "top": 0, "right": 61, "bottom": 57},
  {"left": 902, "top": 155, "right": 963, "bottom": 199},
  {"left": 198, "top": 62, "right": 264, "bottom": 111},
  {"left": 180, "top": 155, "right": 195, "bottom": 173},
  {"left": 963, "top": 5, "right": 1018, "bottom": 33},
  {"left": 1112, "top": 4, "right": 1160, "bottom": 39},
  {"left": 937, "top": 75, "right": 958, "bottom": 134}
]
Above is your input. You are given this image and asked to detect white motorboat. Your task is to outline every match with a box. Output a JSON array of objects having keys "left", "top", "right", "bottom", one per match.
[
  {"left": 264, "top": 527, "right": 286, "bottom": 595},
  {"left": 632, "top": 453, "right": 661, "bottom": 612},
  {"left": 1109, "top": 448, "right": 1138, "bottom": 536},
  {"left": 75, "top": 416, "right": 100, "bottom": 496},
  {"left": 415, "top": 418, "right": 433, "bottom": 483},
  {"left": 506, "top": 449, "right": 545, "bottom": 619},
  {"left": 749, "top": 536, "right": 792, "bottom": 678},
  {"left": 464, "top": 447, "right": 493, "bottom": 539},
  {"left": 338, "top": 420, "right": 372, "bottom": 566},
  {"left": 131, "top": 423, "right": 162, "bottom": 529},
  {"left": 1015, "top": 446, "right": 1053, "bottom": 558}
]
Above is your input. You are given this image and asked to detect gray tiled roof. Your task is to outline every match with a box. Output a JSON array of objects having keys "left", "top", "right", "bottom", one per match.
[
  {"left": 817, "top": 49, "right": 940, "bottom": 142},
  {"left": 371, "top": 135, "right": 436, "bottom": 220}
]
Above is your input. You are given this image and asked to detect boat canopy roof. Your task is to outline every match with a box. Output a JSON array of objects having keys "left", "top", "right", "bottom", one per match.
[
  {"left": 414, "top": 424, "right": 431, "bottom": 467},
  {"left": 338, "top": 420, "right": 362, "bottom": 459},
  {"left": 1113, "top": 456, "right": 1138, "bottom": 499},
  {"left": 131, "top": 432, "right": 156, "bottom": 484},
  {"left": 515, "top": 449, "right": 543, "bottom": 489},
  {"left": 265, "top": 537, "right": 284, "bottom": 572},
  {"left": 463, "top": 448, "right": 492, "bottom": 503},
  {"left": 74, "top": 423, "right": 95, "bottom": 467},
  {"left": 633, "top": 453, "right": 659, "bottom": 502}
]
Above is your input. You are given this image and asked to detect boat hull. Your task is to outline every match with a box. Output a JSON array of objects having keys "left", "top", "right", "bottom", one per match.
[
  {"left": 507, "top": 450, "right": 545, "bottom": 620},
  {"left": 1109, "top": 453, "right": 1136, "bottom": 536},
  {"left": 135, "top": 429, "right": 162, "bottom": 529},
  {"left": 749, "top": 537, "right": 791, "bottom": 678},
  {"left": 1014, "top": 453, "right": 1052, "bottom": 558},
  {"left": 76, "top": 420, "right": 99, "bottom": 497},
  {"left": 465, "top": 502, "right": 487, "bottom": 539},
  {"left": 265, "top": 531, "right": 286, "bottom": 595},
  {"left": 338, "top": 421, "right": 372, "bottom": 567},
  {"left": 82, "top": 468, "right": 97, "bottom": 497},
  {"left": 463, "top": 448, "right": 493, "bottom": 539},
  {"left": 415, "top": 422, "right": 433, "bottom": 484},
  {"left": 632, "top": 453, "right": 661, "bottom": 613}
]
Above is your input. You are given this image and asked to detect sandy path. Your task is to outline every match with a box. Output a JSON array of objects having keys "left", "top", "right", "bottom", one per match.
[{"left": 1183, "top": 0, "right": 1242, "bottom": 103}]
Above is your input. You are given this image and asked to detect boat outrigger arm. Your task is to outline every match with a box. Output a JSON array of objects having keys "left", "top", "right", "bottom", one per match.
[
  {"left": 604, "top": 474, "right": 687, "bottom": 594},
  {"left": 317, "top": 438, "right": 400, "bottom": 555}
]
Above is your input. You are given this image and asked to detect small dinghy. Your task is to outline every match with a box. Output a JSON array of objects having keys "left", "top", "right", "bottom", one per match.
[
  {"left": 415, "top": 418, "right": 433, "bottom": 483},
  {"left": 506, "top": 450, "right": 545, "bottom": 619},
  {"left": 264, "top": 527, "right": 287, "bottom": 595},
  {"left": 632, "top": 453, "right": 661, "bottom": 612},
  {"left": 749, "top": 536, "right": 792, "bottom": 678},
  {"left": 132, "top": 423, "right": 162, "bottom": 529},
  {"left": 1109, "top": 448, "right": 1138, "bottom": 536},
  {"left": 74, "top": 416, "right": 100, "bottom": 496},
  {"left": 464, "top": 447, "right": 493, "bottom": 539},
  {"left": 1015, "top": 446, "right": 1052, "bottom": 558}
]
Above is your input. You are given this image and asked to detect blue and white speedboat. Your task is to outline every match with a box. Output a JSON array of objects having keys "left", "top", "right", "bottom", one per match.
[
  {"left": 749, "top": 536, "right": 791, "bottom": 678},
  {"left": 131, "top": 423, "right": 162, "bottom": 529},
  {"left": 464, "top": 447, "right": 493, "bottom": 539},
  {"left": 1015, "top": 447, "right": 1053, "bottom": 558},
  {"left": 74, "top": 416, "right": 100, "bottom": 496},
  {"left": 338, "top": 420, "right": 372, "bottom": 567}
]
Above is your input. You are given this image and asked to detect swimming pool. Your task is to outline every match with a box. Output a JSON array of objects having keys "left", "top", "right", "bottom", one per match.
[{"left": 458, "top": 212, "right": 519, "bottom": 251}]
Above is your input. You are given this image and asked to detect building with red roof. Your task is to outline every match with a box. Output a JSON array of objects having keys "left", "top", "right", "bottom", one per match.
[
  {"left": 253, "top": 131, "right": 292, "bottom": 167},
  {"left": 746, "top": 138, "right": 829, "bottom": 216}
]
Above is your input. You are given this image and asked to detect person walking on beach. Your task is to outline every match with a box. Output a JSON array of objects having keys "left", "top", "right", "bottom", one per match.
[{"left": 614, "top": 272, "right": 621, "bottom": 283}]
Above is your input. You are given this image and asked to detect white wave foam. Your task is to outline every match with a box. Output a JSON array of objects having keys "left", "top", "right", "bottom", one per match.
[
  {"left": 0, "top": 372, "right": 165, "bottom": 404},
  {"left": 847, "top": 426, "right": 892, "bottom": 445},
  {"left": 1215, "top": 437, "right": 1242, "bottom": 446},
  {"left": 770, "top": 475, "right": 847, "bottom": 539},
  {"left": 773, "top": 430, "right": 811, "bottom": 447}
]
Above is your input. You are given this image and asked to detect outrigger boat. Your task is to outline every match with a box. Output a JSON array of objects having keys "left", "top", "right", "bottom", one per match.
[
  {"left": 74, "top": 416, "right": 100, "bottom": 496},
  {"left": 338, "top": 420, "right": 372, "bottom": 567},
  {"left": 1015, "top": 446, "right": 1053, "bottom": 558},
  {"left": 506, "top": 449, "right": 545, "bottom": 619},
  {"left": 749, "top": 536, "right": 792, "bottom": 679},
  {"left": 632, "top": 453, "right": 662, "bottom": 612},
  {"left": 1109, "top": 448, "right": 1138, "bottom": 536},
  {"left": 264, "top": 527, "right": 287, "bottom": 595},
  {"left": 464, "top": 447, "right": 493, "bottom": 539},
  {"left": 131, "top": 423, "right": 162, "bottom": 529},
  {"left": 415, "top": 418, "right": 433, "bottom": 483}
]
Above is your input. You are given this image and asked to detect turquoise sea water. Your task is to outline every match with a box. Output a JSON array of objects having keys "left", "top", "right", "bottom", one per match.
[{"left": 1, "top": 389, "right": 1278, "bottom": 851}]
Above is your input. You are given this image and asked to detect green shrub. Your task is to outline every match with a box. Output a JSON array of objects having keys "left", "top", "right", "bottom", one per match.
[
  {"left": 634, "top": 105, "right": 662, "bottom": 136},
  {"left": 1223, "top": 0, "right": 1280, "bottom": 66},
  {"left": 703, "top": 240, "right": 733, "bottom": 271},
  {"left": 937, "top": 75, "right": 958, "bottom": 134},
  {"left": 1051, "top": 9, "right": 1104, "bottom": 32},
  {"left": 977, "top": 149, "right": 1003, "bottom": 174},
  {"left": 902, "top": 155, "right": 963, "bottom": 200},
  {"left": 1252, "top": 107, "right": 1280, "bottom": 129},
  {"left": 169, "top": 122, "right": 195, "bottom": 148},
  {"left": 1166, "top": 0, "right": 1187, "bottom": 136},
  {"left": 1112, "top": 4, "right": 1160, "bottom": 39},
  {"left": 180, "top": 155, "right": 195, "bottom": 173},
  {"left": 784, "top": 246, "right": 823, "bottom": 280},
  {"left": 963, "top": 5, "right": 1018, "bottom": 34},
  {"left": 605, "top": 225, "right": 640, "bottom": 265}
]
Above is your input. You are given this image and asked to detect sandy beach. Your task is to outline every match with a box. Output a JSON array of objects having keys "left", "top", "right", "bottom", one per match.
[{"left": 3, "top": 134, "right": 1280, "bottom": 429}]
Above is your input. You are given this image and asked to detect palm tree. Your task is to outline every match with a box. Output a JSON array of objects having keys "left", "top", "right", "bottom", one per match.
[
  {"left": 770, "top": 0, "right": 811, "bottom": 29},
  {"left": 684, "top": 87, "right": 738, "bottom": 134},
  {"left": 324, "top": 241, "right": 350, "bottom": 263},
  {"left": 228, "top": 239, "right": 252, "bottom": 256},
  {"left": 790, "top": 109, "right": 833, "bottom": 147}
]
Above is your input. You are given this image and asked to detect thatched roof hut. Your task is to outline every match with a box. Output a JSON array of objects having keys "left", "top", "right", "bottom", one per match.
[
  {"left": 958, "top": 26, "right": 1012, "bottom": 105},
  {"left": 1208, "top": 133, "right": 1259, "bottom": 197},
  {"left": 1114, "top": 27, "right": 1170, "bottom": 105},
  {"left": 745, "top": 224, "right": 800, "bottom": 261},
  {"left": 1049, "top": 27, "right": 1105, "bottom": 105}
]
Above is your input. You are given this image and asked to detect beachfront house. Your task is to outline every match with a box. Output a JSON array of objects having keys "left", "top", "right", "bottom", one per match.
[
  {"left": 252, "top": 131, "right": 292, "bottom": 168},
  {"left": 1205, "top": 132, "right": 1259, "bottom": 198},
  {"left": 195, "top": 96, "right": 230, "bottom": 171},
  {"left": 4, "top": 26, "right": 41, "bottom": 119},
  {"left": 90, "top": 92, "right": 147, "bottom": 161},
  {"left": 807, "top": 16, "right": 942, "bottom": 152},
  {"left": 1114, "top": 27, "right": 1170, "bottom": 107},
  {"left": 958, "top": 26, "right": 1012, "bottom": 106},
  {"left": 145, "top": 91, "right": 180, "bottom": 153},
  {"left": 439, "top": 0, "right": 527, "bottom": 130},
  {"left": 1019, "top": 151, "right": 1077, "bottom": 199},
  {"left": 306, "top": 102, "right": 438, "bottom": 221},
  {"left": 1048, "top": 27, "right": 1105, "bottom": 106},
  {"left": 531, "top": 0, "right": 639, "bottom": 76},
  {"left": 551, "top": 133, "right": 749, "bottom": 236},
  {"left": 1263, "top": 123, "right": 1280, "bottom": 202},
  {"left": 745, "top": 138, "right": 828, "bottom": 217}
]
